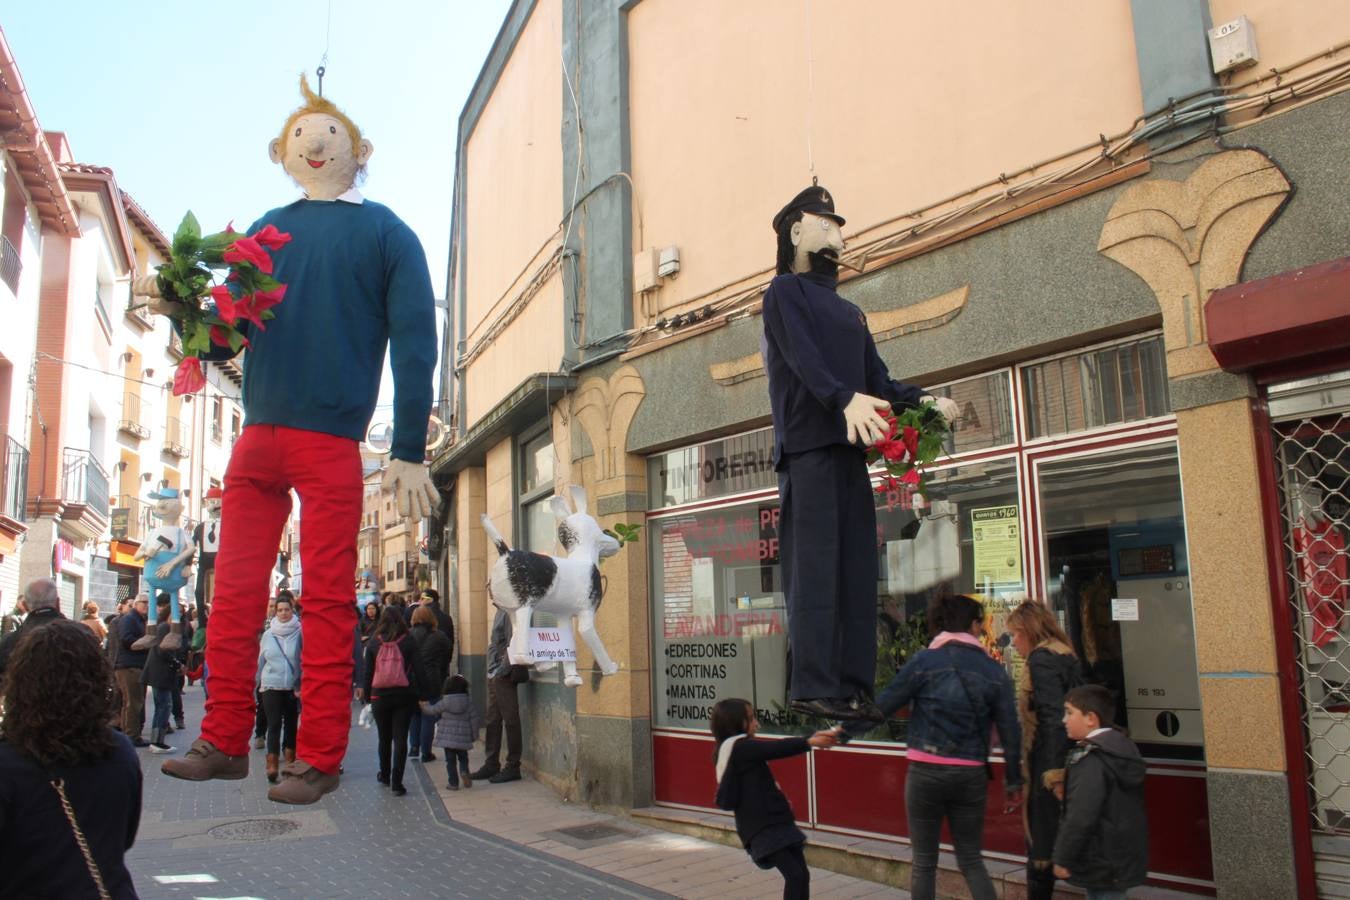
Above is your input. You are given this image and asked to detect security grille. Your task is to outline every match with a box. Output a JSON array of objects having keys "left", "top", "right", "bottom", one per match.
[{"left": 1273, "top": 400, "right": 1350, "bottom": 836}]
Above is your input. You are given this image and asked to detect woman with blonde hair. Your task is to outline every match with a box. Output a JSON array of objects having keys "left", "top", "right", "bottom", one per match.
[
  {"left": 80, "top": 600, "right": 107, "bottom": 643},
  {"left": 1006, "top": 600, "right": 1081, "bottom": 900}
]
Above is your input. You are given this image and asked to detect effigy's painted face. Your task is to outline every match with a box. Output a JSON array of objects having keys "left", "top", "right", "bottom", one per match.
[
  {"left": 269, "top": 112, "right": 372, "bottom": 199},
  {"left": 790, "top": 212, "right": 845, "bottom": 273},
  {"left": 152, "top": 497, "right": 183, "bottom": 522}
]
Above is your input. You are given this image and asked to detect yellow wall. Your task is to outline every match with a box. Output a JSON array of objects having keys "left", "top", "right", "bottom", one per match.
[
  {"left": 464, "top": 0, "right": 562, "bottom": 357},
  {"left": 464, "top": 273, "right": 565, "bottom": 425},
  {"left": 1210, "top": 0, "right": 1348, "bottom": 87},
  {"left": 626, "top": 0, "right": 1143, "bottom": 314}
]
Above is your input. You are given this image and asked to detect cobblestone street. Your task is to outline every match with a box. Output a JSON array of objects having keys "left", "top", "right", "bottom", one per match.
[{"left": 126, "top": 689, "right": 671, "bottom": 899}]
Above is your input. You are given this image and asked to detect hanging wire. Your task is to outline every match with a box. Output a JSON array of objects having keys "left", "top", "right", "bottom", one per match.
[
  {"left": 802, "top": 0, "right": 816, "bottom": 180},
  {"left": 317, "top": 0, "right": 333, "bottom": 95}
]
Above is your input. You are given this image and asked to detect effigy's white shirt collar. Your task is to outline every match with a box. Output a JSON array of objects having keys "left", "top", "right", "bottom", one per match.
[{"left": 302, "top": 187, "right": 364, "bottom": 204}]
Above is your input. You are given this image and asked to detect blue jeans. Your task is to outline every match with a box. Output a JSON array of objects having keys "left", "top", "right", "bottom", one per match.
[
  {"left": 444, "top": 749, "right": 470, "bottom": 785},
  {"left": 905, "top": 762, "right": 996, "bottom": 900},
  {"left": 151, "top": 686, "right": 173, "bottom": 734}
]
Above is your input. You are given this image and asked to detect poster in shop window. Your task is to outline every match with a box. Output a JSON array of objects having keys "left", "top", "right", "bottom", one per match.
[{"left": 971, "top": 505, "right": 1022, "bottom": 585}]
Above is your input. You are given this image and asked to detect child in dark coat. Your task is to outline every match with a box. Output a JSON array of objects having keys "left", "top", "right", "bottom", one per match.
[
  {"left": 1053, "top": 685, "right": 1148, "bottom": 899},
  {"left": 711, "top": 698, "right": 837, "bottom": 900},
  {"left": 421, "top": 674, "right": 482, "bottom": 791}
]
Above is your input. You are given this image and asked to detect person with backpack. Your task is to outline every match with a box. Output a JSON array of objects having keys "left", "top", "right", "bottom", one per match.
[
  {"left": 358, "top": 606, "right": 421, "bottom": 795},
  {"left": 256, "top": 594, "right": 302, "bottom": 783}
]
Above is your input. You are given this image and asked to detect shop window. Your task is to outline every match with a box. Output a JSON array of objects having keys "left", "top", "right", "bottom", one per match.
[
  {"left": 926, "top": 370, "right": 1015, "bottom": 454},
  {"left": 1037, "top": 442, "right": 1201, "bottom": 760},
  {"left": 649, "top": 458, "right": 1024, "bottom": 741},
  {"left": 1021, "top": 334, "right": 1169, "bottom": 439}
]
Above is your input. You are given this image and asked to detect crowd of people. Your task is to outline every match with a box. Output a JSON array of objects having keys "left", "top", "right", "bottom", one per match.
[
  {"left": 1, "top": 578, "right": 1150, "bottom": 899},
  {"left": 713, "top": 594, "right": 1149, "bottom": 900}
]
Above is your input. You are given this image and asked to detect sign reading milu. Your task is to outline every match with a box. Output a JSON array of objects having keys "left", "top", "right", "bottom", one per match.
[{"left": 527, "top": 626, "right": 576, "bottom": 662}]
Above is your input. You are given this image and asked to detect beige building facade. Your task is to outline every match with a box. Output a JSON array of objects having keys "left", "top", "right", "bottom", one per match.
[{"left": 431, "top": 2, "right": 1350, "bottom": 895}]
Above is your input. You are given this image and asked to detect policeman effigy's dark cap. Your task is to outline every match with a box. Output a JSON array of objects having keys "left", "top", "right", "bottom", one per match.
[{"left": 772, "top": 184, "right": 845, "bottom": 233}]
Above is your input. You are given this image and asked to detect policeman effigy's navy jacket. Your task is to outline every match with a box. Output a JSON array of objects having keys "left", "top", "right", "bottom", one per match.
[{"left": 761, "top": 270, "right": 926, "bottom": 466}]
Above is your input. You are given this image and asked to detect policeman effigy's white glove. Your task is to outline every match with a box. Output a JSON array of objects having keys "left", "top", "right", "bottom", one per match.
[
  {"left": 922, "top": 395, "right": 961, "bottom": 424},
  {"left": 843, "top": 392, "right": 892, "bottom": 445},
  {"left": 383, "top": 458, "right": 439, "bottom": 520}
]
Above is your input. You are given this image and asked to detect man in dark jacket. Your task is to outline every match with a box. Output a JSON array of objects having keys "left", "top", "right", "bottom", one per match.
[
  {"left": 471, "top": 608, "right": 524, "bottom": 783},
  {"left": 116, "top": 594, "right": 152, "bottom": 746},
  {"left": 0, "top": 579, "right": 64, "bottom": 684},
  {"left": 1053, "top": 684, "right": 1148, "bottom": 896}
]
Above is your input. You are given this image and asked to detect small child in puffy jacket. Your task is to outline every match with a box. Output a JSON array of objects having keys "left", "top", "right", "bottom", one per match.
[{"left": 421, "top": 674, "right": 482, "bottom": 790}]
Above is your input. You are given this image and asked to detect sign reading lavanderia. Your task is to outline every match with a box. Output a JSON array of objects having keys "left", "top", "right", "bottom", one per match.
[{"left": 647, "top": 427, "right": 777, "bottom": 510}]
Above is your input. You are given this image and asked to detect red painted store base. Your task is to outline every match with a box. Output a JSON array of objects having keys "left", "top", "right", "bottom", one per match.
[{"left": 653, "top": 731, "right": 1214, "bottom": 894}]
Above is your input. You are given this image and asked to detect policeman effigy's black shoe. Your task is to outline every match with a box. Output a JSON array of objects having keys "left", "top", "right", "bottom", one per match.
[{"left": 791, "top": 697, "right": 885, "bottom": 722}]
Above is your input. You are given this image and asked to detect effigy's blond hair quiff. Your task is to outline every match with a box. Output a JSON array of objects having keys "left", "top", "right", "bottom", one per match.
[{"left": 276, "top": 74, "right": 364, "bottom": 158}]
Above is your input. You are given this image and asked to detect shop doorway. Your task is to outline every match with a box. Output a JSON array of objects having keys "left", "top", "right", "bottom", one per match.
[{"left": 1268, "top": 372, "right": 1350, "bottom": 889}]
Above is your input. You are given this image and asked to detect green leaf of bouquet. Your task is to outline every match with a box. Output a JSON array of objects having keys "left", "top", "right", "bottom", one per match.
[{"left": 228, "top": 329, "right": 245, "bottom": 353}]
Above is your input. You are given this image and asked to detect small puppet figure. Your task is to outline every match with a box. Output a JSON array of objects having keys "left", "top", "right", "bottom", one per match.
[
  {"left": 481, "top": 485, "right": 622, "bottom": 688},
  {"left": 146, "top": 75, "right": 439, "bottom": 804},
  {"left": 762, "top": 185, "right": 958, "bottom": 722},
  {"left": 131, "top": 487, "right": 195, "bottom": 652},
  {"left": 192, "top": 485, "right": 223, "bottom": 636}
]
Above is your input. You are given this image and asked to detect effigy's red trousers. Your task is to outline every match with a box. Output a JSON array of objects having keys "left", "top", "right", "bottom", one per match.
[{"left": 201, "top": 425, "right": 360, "bottom": 774}]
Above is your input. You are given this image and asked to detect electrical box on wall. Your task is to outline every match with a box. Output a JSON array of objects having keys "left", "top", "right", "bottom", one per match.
[
  {"left": 658, "top": 245, "right": 681, "bottom": 278},
  {"left": 633, "top": 248, "right": 660, "bottom": 294},
  {"left": 1207, "top": 15, "right": 1259, "bottom": 75}
]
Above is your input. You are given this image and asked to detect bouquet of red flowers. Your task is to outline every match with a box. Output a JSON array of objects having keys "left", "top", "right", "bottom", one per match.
[
  {"left": 151, "top": 212, "right": 291, "bottom": 395},
  {"left": 866, "top": 401, "right": 951, "bottom": 498}
]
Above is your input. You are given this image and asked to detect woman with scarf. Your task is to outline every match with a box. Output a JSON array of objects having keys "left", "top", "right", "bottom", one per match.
[
  {"left": 256, "top": 594, "right": 302, "bottom": 783},
  {"left": 839, "top": 594, "right": 1023, "bottom": 900},
  {"left": 1006, "top": 600, "right": 1081, "bottom": 900}
]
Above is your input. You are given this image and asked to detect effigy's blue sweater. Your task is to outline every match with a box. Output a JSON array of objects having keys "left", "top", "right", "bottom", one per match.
[{"left": 200, "top": 198, "right": 436, "bottom": 462}]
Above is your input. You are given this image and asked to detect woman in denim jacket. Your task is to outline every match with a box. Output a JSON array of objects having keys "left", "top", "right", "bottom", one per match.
[{"left": 840, "top": 594, "right": 1023, "bottom": 900}]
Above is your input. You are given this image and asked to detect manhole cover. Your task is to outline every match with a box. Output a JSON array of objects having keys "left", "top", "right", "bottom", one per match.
[
  {"left": 207, "top": 819, "right": 301, "bottom": 842},
  {"left": 544, "top": 822, "right": 639, "bottom": 849}
]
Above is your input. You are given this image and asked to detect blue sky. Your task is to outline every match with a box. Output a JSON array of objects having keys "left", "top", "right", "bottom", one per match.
[{"left": 4, "top": 0, "right": 513, "bottom": 408}]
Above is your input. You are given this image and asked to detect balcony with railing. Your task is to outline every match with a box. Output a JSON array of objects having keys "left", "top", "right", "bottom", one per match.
[
  {"left": 62, "top": 447, "right": 110, "bottom": 519},
  {"left": 117, "top": 393, "right": 150, "bottom": 440},
  {"left": 163, "top": 416, "right": 189, "bottom": 458},
  {"left": 124, "top": 282, "right": 153, "bottom": 330},
  {"left": 1, "top": 435, "right": 28, "bottom": 523},
  {"left": 0, "top": 234, "right": 20, "bottom": 295},
  {"left": 111, "top": 494, "right": 145, "bottom": 542}
]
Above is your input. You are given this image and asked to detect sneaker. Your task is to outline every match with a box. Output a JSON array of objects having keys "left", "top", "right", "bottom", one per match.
[
  {"left": 446, "top": 782, "right": 460, "bottom": 791},
  {"left": 267, "top": 760, "right": 340, "bottom": 805},
  {"left": 488, "top": 768, "right": 521, "bottom": 784},
  {"left": 149, "top": 742, "right": 175, "bottom": 754},
  {"left": 174, "top": 719, "right": 186, "bottom": 731},
  {"left": 421, "top": 751, "right": 437, "bottom": 762},
  {"left": 461, "top": 770, "right": 473, "bottom": 789},
  {"left": 131, "top": 737, "right": 150, "bottom": 748},
  {"left": 161, "top": 739, "right": 248, "bottom": 781},
  {"left": 377, "top": 772, "right": 389, "bottom": 786},
  {"left": 252, "top": 736, "right": 266, "bottom": 750},
  {"left": 391, "top": 784, "right": 407, "bottom": 797},
  {"left": 468, "top": 765, "right": 499, "bottom": 781}
]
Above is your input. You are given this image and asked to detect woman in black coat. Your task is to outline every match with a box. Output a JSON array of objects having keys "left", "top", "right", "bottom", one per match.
[
  {"left": 408, "top": 606, "right": 452, "bottom": 762},
  {"left": 1006, "top": 600, "right": 1082, "bottom": 900},
  {"left": 359, "top": 607, "right": 422, "bottom": 796}
]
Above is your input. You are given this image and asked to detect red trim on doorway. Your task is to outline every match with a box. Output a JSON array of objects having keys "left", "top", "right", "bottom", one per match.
[{"left": 1251, "top": 397, "right": 1318, "bottom": 900}]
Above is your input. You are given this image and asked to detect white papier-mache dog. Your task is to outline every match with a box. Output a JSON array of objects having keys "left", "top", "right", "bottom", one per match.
[{"left": 481, "top": 485, "right": 622, "bottom": 687}]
